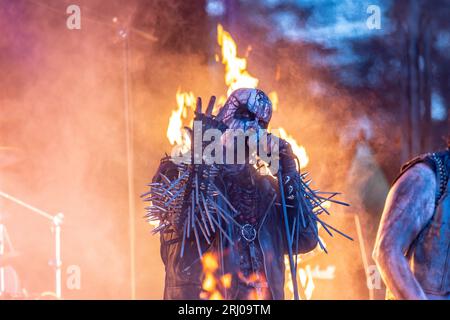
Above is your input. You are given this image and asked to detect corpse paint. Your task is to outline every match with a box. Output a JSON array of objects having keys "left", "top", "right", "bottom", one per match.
[
  {"left": 170, "top": 121, "right": 280, "bottom": 172},
  {"left": 178, "top": 304, "right": 213, "bottom": 318}
]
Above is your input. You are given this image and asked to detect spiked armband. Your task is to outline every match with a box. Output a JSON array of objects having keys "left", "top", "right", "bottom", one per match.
[{"left": 142, "top": 111, "right": 241, "bottom": 259}]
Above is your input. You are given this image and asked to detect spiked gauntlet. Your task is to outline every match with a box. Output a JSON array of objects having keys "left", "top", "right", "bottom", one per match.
[{"left": 142, "top": 96, "right": 241, "bottom": 259}]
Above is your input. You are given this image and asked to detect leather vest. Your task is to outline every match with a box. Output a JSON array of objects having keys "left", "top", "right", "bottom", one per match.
[{"left": 395, "top": 149, "right": 450, "bottom": 297}]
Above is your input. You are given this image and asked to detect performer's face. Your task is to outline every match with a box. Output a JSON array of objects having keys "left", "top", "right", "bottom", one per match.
[
  {"left": 217, "top": 88, "right": 273, "bottom": 165},
  {"left": 217, "top": 88, "right": 272, "bottom": 133}
]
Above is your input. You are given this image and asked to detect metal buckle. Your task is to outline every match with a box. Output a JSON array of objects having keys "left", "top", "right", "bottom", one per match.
[{"left": 241, "top": 224, "right": 257, "bottom": 242}]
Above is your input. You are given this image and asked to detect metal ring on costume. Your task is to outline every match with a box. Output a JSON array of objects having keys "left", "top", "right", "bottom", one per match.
[{"left": 241, "top": 224, "right": 257, "bottom": 242}]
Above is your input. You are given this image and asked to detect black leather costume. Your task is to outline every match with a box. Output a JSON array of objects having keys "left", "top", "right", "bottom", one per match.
[
  {"left": 143, "top": 88, "right": 350, "bottom": 300},
  {"left": 154, "top": 158, "right": 317, "bottom": 300}
]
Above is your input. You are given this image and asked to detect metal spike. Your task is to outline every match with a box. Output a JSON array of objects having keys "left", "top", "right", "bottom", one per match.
[
  {"left": 192, "top": 219, "right": 203, "bottom": 259},
  {"left": 317, "top": 237, "right": 328, "bottom": 254},
  {"left": 211, "top": 200, "right": 242, "bottom": 228},
  {"left": 208, "top": 212, "right": 234, "bottom": 244},
  {"left": 274, "top": 203, "right": 295, "bottom": 208},
  {"left": 301, "top": 183, "right": 332, "bottom": 216},
  {"left": 142, "top": 196, "right": 162, "bottom": 203},
  {"left": 180, "top": 220, "right": 187, "bottom": 258},
  {"left": 296, "top": 191, "right": 307, "bottom": 229},
  {"left": 195, "top": 174, "right": 200, "bottom": 204},
  {"left": 321, "top": 219, "right": 353, "bottom": 240},
  {"left": 165, "top": 184, "right": 187, "bottom": 207},
  {"left": 150, "top": 189, "right": 174, "bottom": 197},
  {"left": 140, "top": 190, "right": 154, "bottom": 198},
  {"left": 151, "top": 223, "right": 168, "bottom": 234},
  {"left": 164, "top": 169, "right": 190, "bottom": 193},
  {"left": 313, "top": 216, "right": 334, "bottom": 237},
  {"left": 144, "top": 212, "right": 159, "bottom": 218},
  {"left": 315, "top": 195, "right": 350, "bottom": 207},
  {"left": 210, "top": 182, "right": 238, "bottom": 214},
  {"left": 314, "top": 209, "right": 324, "bottom": 215},
  {"left": 159, "top": 172, "right": 172, "bottom": 185},
  {"left": 200, "top": 193, "right": 216, "bottom": 233},
  {"left": 197, "top": 201, "right": 211, "bottom": 237},
  {"left": 185, "top": 205, "right": 191, "bottom": 240},
  {"left": 187, "top": 192, "right": 195, "bottom": 239},
  {"left": 290, "top": 217, "right": 296, "bottom": 246},
  {"left": 148, "top": 205, "right": 167, "bottom": 212},
  {"left": 194, "top": 215, "right": 211, "bottom": 244},
  {"left": 315, "top": 191, "right": 341, "bottom": 195},
  {"left": 146, "top": 182, "right": 163, "bottom": 187}
]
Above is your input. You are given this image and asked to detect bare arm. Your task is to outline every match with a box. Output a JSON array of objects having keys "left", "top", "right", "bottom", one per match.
[{"left": 373, "top": 163, "right": 436, "bottom": 300}]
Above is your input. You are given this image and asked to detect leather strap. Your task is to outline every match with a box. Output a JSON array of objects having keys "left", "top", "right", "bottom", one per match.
[
  {"left": 430, "top": 151, "right": 449, "bottom": 205},
  {"left": 393, "top": 150, "right": 449, "bottom": 206}
]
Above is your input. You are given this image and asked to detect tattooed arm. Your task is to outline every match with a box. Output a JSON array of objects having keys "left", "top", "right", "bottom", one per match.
[{"left": 373, "top": 163, "right": 436, "bottom": 300}]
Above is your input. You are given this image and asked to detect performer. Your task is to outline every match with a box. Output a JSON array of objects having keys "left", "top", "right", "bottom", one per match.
[
  {"left": 373, "top": 141, "right": 450, "bottom": 300},
  {"left": 143, "top": 88, "right": 350, "bottom": 300}
]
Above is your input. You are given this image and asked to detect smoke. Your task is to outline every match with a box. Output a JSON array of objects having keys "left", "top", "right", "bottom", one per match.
[
  {"left": 0, "top": 0, "right": 133, "bottom": 298},
  {"left": 0, "top": 0, "right": 396, "bottom": 299}
]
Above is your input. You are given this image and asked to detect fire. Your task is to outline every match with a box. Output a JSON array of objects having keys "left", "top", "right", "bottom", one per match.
[
  {"left": 284, "top": 256, "right": 315, "bottom": 300},
  {"left": 221, "top": 273, "right": 232, "bottom": 289},
  {"left": 165, "top": 25, "right": 309, "bottom": 171},
  {"left": 202, "top": 273, "right": 217, "bottom": 292},
  {"left": 277, "top": 128, "right": 309, "bottom": 170},
  {"left": 202, "top": 251, "right": 219, "bottom": 272},
  {"left": 237, "top": 272, "right": 271, "bottom": 300},
  {"left": 217, "top": 24, "right": 259, "bottom": 97},
  {"left": 162, "top": 24, "right": 316, "bottom": 299},
  {"left": 217, "top": 25, "right": 308, "bottom": 169},
  {"left": 268, "top": 91, "right": 278, "bottom": 111},
  {"left": 147, "top": 90, "right": 194, "bottom": 229},
  {"left": 200, "top": 252, "right": 229, "bottom": 300},
  {"left": 283, "top": 223, "right": 327, "bottom": 299},
  {"left": 166, "top": 89, "right": 195, "bottom": 147}
]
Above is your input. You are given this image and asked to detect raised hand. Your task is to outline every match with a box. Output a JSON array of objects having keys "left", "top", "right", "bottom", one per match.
[{"left": 193, "top": 96, "right": 227, "bottom": 133}]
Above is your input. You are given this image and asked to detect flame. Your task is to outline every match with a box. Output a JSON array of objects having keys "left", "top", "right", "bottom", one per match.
[
  {"left": 200, "top": 252, "right": 227, "bottom": 300},
  {"left": 299, "top": 265, "right": 316, "bottom": 300},
  {"left": 283, "top": 224, "right": 327, "bottom": 299},
  {"left": 202, "top": 273, "right": 217, "bottom": 292},
  {"left": 149, "top": 90, "right": 194, "bottom": 229},
  {"left": 165, "top": 25, "right": 309, "bottom": 173},
  {"left": 216, "top": 26, "right": 308, "bottom": 170},
  {"left": 278, "top": 128, "right": 309, "bottom": 169},
  {"left": 202, "top": 251, "right": 219, "bottom": 272},
  {"left": 235, "top": 271, "right": 271, "bottom": 300},
  {"left": 217, "top": 24, "right": 259, "bottom": 97},
  {"left": 166, "top": 89, "right": 195, "bottom": 147},
  {"left": 163, "top": 24, "right": 316, "bottom": 299},
  {"left": 284, "top": 256, "right": 315, "bottom": 300},
  {"left": 268, "top": 91, "right": 278, "bottom": 112},
  {"left": 221, "top": 273, "right": 232, "bottom": 289}
]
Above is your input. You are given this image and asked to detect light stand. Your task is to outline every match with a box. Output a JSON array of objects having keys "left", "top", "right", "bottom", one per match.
[
  {"left": 0, "top": 223, "right": 5, "bottom": 294},
  {"left": 0, "top": 191, "right": 64, "bottom": 299}
]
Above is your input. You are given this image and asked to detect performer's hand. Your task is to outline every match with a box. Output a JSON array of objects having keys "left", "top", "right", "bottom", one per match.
[
  {"left": 254, "top": 134, "right": 297, "bottom": 174},
  {"left": 276, "top": 138, "right": 300, "bottom": 202},
  {"left": 194, "top": 96, "right": 227, "bottom": 133},
  {"left": 278, "top": 138, "right": 298, "bottom": 174}
]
